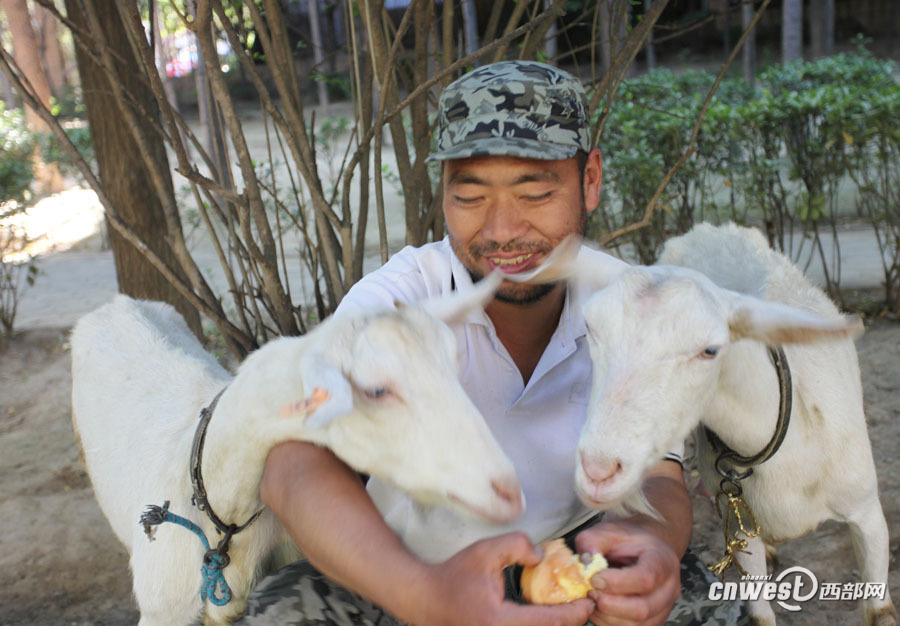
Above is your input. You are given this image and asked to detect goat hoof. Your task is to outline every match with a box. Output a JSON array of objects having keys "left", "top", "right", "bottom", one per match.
[
  {"left": 764, "top": 542, "right": 778, "bottom": 565},
  {"left": 867, "top": 604, "right": 898, "bottom": 626}
]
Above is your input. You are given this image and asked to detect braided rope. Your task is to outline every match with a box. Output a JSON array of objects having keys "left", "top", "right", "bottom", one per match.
[
  {"left": 140, "top": 501, "right": 234, "bottom": 606},
  {"left": 709, "top": 493, "right": 761, "bottom": 578}
]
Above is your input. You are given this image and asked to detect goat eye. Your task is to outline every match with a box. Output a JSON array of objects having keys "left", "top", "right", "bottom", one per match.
[
  {"left": 701, "top": 346, "right": 720, "bottom": 359},
  {"left": 363, "top": 387, "right": 389, "bottom": 400}
]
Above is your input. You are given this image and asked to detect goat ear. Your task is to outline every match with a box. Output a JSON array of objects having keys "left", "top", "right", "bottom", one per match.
[
  {"left": 727, "top": 294, "right": 864, "bottom": 344},
  {"left": 502, "top": 234, "right": 583, "bottom": 285},
  {"left": 418, "top": 270, "right": 503, "bottom": 325},
  {"left": 297, "top": 354, "right": 354, "bottom": 429},
  {"left": 580, "top": 252, "right": 631, "bottom": 292}
]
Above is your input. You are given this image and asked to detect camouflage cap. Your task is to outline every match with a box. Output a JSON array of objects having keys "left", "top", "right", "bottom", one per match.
[{"left": 428, "top": 60, "right": 592, "bottom": 162}]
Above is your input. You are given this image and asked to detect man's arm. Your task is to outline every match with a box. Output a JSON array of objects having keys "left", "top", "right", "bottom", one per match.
[
  {"left": 605, "top": 459, "right": 692, "bottom": 556},
  {"left": 575, "top": 460, "right": 691, "bottom": 626},
  {"left": 260, "top": 441, "right": 595, "bottom": 626},
  {"left": 260, "top": 442, "right": 428, "bottom": 616}
]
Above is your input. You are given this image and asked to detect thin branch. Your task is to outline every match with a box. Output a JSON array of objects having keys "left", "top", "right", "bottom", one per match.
[
  {"left": 599, "top": 0, "right": 773, "bottom": 246},
  {"left": 651, "top": 14, "right": 715, "bottom": 45},
  {"left": 590, "top": 0, "right": 671, "bottom": 145},
  {"left": 0, "top": 45, "right": 253, "bottom": 354}
]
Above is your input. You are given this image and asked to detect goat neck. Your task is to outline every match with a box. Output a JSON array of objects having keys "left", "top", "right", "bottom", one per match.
[
  {"left": 702, "top": 338, "right": 785, "bottom": 459},
  {"left": 194, "top": 335, "right": 315, "bottom": 527}
]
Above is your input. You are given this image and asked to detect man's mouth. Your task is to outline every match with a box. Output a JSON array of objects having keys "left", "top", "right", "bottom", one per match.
[{"left": 485, "top": 252, "right": 539, "bottom": 273}]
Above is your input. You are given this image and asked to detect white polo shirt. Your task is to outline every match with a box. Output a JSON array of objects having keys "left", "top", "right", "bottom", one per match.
[{"left": 335, "top": 238, "right": 682, "bottom": 563}]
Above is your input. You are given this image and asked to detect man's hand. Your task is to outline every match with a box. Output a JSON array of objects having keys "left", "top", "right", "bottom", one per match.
[
  {"left": 575, "top": 522, "right": 681, "bottom": 626},
  {"left": 413, "top": 532, "right": 595, "bottom": 626}
]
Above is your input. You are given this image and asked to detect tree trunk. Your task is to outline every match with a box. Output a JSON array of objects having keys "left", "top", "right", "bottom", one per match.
[
  {"left": 782, "top": 0, "right": 803, "bottom": 63},
  {"left": 544, "top": 0, "right": 558, "bottom": 61},
  {"left": 598, "top": 0, "right": 613, "bottom": 75},
  {"left": 441, "top": 0, "right": 454, "bottom": 72},
  {"left": 809, "top": 0, "right": 834, "bottom": 58},
  {"left": 461, "top": 0, "right": 479, "bottom": 62},
  {"left": 306, "top": 0, "right": 328, "bottom": 107},
  {"left": 598, "top": 1, "right": 631, "bottom": 78},
  {"left": 721, "top": 0, "right": 730, "bottom": 61},
  {"left": 64, "top": 0, "right": 202, "bottom": 338},
  {"left": 742, "top": 0, "right": 756, "bottom": 83},
  {"left": 34, "top": 1, "right": 67, "bottom": 97},
  {"left": 152, "top": 2, "right": 180, "bottom": 115},
  {"left": 0, "top": 22, "right": 16, "bottom": 107},
  {"left": 1, "top": 0, "right": 52, "bottom": 130},
  {"left": 1, "top": 0, "right": 65, "bottom": 192},
  {"left": 644, "top": 0, "right": 656, "bottom": 70}
]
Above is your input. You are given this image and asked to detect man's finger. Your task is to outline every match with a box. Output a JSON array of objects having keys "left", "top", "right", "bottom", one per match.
[
  {"left": 591, "top": 580, "right": 679, "bottom": 624},
  {"left": 574, "top": 525, "right": 645, "bottom": 561},
  {"left": 574, "top": 527, "right": 624, "bottom": 557},
  {"left": 486, "top": 531, "right": 543, "bottom": 568},
  {"left": 503, "top": 598, "right": 596, "bottom": 626},
  {"left": 592, "top": 549, "right": 671, "bottom": 595}
]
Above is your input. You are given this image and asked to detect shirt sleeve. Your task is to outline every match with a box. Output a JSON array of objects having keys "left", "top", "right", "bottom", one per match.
[
  {"left": 334, "top": 245, "right": 434, "bottom": 317},
  {"left": 662, "top": 440, "right": 685, "bottom": 466}
]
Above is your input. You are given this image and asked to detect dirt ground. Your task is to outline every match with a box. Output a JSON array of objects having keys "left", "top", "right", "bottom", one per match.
[{"left": 0, "top": 255, "right": 898, "bottom": 624}]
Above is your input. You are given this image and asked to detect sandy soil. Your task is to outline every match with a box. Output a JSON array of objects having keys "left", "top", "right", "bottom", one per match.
[
  {"left": 0, "top": 194, "right": 898, "bottom": 625},
  {"left": 2, "top": 316, "right": 897, "bottom": 626}
]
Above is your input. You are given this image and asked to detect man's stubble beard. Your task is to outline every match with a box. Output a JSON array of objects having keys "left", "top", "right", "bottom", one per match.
[{"left": 452, "top": 205, "right": 588, "bottom": 307}]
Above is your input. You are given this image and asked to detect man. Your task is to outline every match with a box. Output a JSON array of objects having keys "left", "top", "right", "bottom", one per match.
[{"left": 243, "top": 61, "right": 741, "bottom": 626}]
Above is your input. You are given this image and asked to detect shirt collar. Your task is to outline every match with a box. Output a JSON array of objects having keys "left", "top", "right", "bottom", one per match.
[
  {"left": 448, "top": 245, "right": 494, "bottom": 328},
  {"left": 447, "top": 239, "right": 589, "bottom": 343}
]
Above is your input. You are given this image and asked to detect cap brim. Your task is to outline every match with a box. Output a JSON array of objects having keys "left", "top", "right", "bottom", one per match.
[{"left": 427, "top": 136, "right": 578, "bottom": 162}]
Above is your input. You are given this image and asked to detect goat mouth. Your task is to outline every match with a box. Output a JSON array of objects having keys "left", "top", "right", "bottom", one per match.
[
  {"left": 577, "top": 490, "right": 619, "bottom": 510},
  {"left": 448, "top": 493, "right": 522, "bottom": 525},
  {"left": 575, "top": 479, "right": 628, "bottom": 511}
]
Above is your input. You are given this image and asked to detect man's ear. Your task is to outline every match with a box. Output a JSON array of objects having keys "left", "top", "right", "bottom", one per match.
[
  {"left": 726, "top": 292, "right": 864, "bottom": 344},
  {"left": 583, "top": 148, "right": 603, "bottom": 214}
]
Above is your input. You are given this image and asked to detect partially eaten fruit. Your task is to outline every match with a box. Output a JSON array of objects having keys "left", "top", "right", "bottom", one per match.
[{"left": 520, "top": 538, "right": 608, "bottom": 604}]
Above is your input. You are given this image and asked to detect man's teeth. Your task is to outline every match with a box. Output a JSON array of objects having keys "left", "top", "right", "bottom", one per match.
[{"left": 490, "top": 254, "right": 533, "bottom": 267}]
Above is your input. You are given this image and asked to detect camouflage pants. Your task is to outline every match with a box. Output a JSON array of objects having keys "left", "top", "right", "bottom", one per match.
[{"left": 236, "top": 551, "right": 747, "bottom": 625}]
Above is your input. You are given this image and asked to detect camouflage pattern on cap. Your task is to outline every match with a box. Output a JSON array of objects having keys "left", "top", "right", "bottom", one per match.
[{"left": 428, "top": 60, "right": 592, "bottom": 162}]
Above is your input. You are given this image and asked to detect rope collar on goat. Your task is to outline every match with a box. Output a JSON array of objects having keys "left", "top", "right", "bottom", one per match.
[
  {"left": 190, "top": 387, "right": 264, "bottom": 536},
  {"left": 705, "top": 345, "right": 792, "bottom": 577},
  {"left": 138, "top": 389, "right": 264, "bottom": 606}
]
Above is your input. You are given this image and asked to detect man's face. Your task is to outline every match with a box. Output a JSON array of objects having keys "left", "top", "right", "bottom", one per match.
[{"left": 443, "top": 152, "right": 601, "bottom": 304}]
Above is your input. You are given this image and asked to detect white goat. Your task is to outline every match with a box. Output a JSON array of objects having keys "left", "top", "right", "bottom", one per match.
[
  {"left": 567, "top": 223, "right": 895, "bottom": 625},
  {"left": 70, "top": 278, "right": 523, "bottom": 626}
]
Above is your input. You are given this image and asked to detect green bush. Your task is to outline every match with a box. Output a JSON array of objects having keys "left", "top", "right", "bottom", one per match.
[
  {"left": 0, "top": 103, "right": 94, "bottom": 204},
  {"left": 0, "top": 105, "right": 35, "bottom": 204},
  {"left": 589, "top": 48, "right": 900, "bottom": 309},
  {"left": 593, "top": 68, "right": 754, "bottom": 262},
  {"left": 38, "top": 124, "right": 94, "bottom": 177}
]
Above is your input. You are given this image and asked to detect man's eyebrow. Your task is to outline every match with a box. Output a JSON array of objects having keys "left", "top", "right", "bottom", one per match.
[
  {"left": 511, "top": 171, "right": 561, "bottom": 185},
  {"left": 447, "top": 171, "right": 485, "bottom": 186},
  {"left": 446, "top": 169, "right": 561, "bottom": 186}
]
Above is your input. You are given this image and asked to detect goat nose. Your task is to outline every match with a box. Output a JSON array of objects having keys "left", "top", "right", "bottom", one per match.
[
  {"left": 491, "top": 476, "right": 523, "bottom": 507},
  {"left": 580, "top": 453, "right": 622, "bottom": 484}
]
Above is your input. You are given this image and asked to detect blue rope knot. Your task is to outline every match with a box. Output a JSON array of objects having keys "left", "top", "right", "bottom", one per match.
[
  {"left": 140, "top": 501, "right": 235, "bottom": 607},
  {"left": 201, "top": 548, "right": 233, "bottom": 605}
]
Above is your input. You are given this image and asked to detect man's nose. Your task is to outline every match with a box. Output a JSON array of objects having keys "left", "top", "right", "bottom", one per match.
[{"left": 482, "top": 202, "right": 528, "bottom": 243}]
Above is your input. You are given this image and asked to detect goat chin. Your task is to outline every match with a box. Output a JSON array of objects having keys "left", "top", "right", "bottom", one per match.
[
  {"left": 583, "top": 487, "right": 663, "bottom": 524},
  {"left": 613, "top": 488, "right": 663, "bottom": 523}
]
